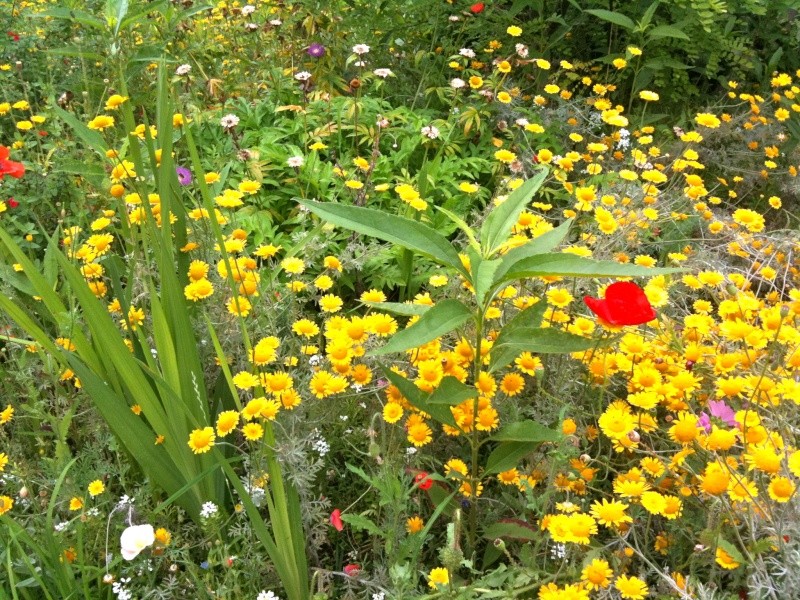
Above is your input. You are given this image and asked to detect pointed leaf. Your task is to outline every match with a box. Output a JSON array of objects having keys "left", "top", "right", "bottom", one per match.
[
  {"left": 489, "top": 420, "right": 562, "bottom": 443},
  {"left": 362, "top": 301, "right": 431, "bottom": 316},
  {"left": 489, "top": 327, "right": 597, "bottom": 372},
  {"left": 370, "top": 299, "right": 473, "bottom": 356},
  {"left": 380, "top": 367, "right": 458, "bottom": 427},
  {"left": 52, "top": 105, "right": 109, "bottom": 156},
  {"left": 480, "top": 169, "right": 548, "bottom": 255},
  {"left": 299, "top": 199, "right": 467, "bottom": 277},
  {"left": 435, "top": 205, "right": 481, "bottom": 252},
  {"left": 485, "top": 442, "right": 538, "bottom": 475},
  {"left": 491, "top": 219, "right": 573, "bottom": 285},
  {"left": 584, "top": 8, "right": 635, "bottom": 30},
  {"left": 483, "top": 520, "right": 539, "bottom": 541},
  {"left": 428, "top": 376, "right": 476, "bottom": 407},
  {"left": 647, "top": 24, "right": 690, "bottom": 41},
  {"left": 498, "top": 253, "right": 683, "bottom": 284}
]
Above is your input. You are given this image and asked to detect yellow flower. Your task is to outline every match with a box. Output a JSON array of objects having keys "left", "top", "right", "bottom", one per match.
[
  {"left": 506, "top": 25, "right": 522, "bottom": 36},
  {"left": 695, "top": 112, "right": 721, "bottom": 128},
  {"left": 184, "top": 278, "right": 214, "bottom": 301},
  {"left": 406, "top": 515, "right": 424, "bottom": 533},
  {"left": 613, "top": 58, "right": 627, "bottom": 69},
  {"left": 590, "top": 498, "right": 632, "bottom": 527},
  {"left": 383, "top": 402, "right": 403, "bottom": 423},
  {"left": 0, "top": 495, "right": 13, "bottom": 516},
  {"left": 242, "top": 422, "right": 264, "bottom": 441},
  {"left": 428, "top": 567, "right": 449, "bottom": 589},
  {"left": 104, "top": 94, "right": 128, "bottom": 110},
  {"left": 16, "top": 120, "right": 33, "bottom": 131},
  {"left": 188, "top": 427, "right": 216, "bottom": 454},
  {"left": 69, "top": 497, "right": 84, "bottom": 511},
  {"left": 615, "top": 575, "right": 648, "bottom": 599},
  {"left": 281, "top": 257, "right": 305, "bottom": 274},
  {"left": 639, "top": 90, "right": 659, "bottom": 102},
  {"left": 582, "top": 558, "right": 613, "bottom": 590},
  {"left": 88, "top": 479, "right": 105, "bottom": 497},
  {"left": 319, "top": 294, "right": 343, "bottom": 313},
  {"left": 216, "top": 410, "right": 240, "bottom": 436},
  {"left": 768, "top": 476, "right": 796, "bottom": 503},
  {"left": 494, "top": 149, "right": 517, "bottom": 163},
  {"left": 715, "top": 547, "right": 740, "bottom": 570}
]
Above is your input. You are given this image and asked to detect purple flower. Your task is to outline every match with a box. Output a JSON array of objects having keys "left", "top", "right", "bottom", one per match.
[
  {"left": 176, "top": 166, "right": 192, "bottom": 186},
  {"left": 307, "top": 43, "right": 325, "bottom": 58},
  {"left": 708, "top": 400, "right": 737, "bottom": 427}
]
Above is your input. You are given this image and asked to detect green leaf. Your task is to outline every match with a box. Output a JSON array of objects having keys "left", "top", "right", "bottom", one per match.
[
  {"left": 485, "top": 442, "right": 538, "bottom": 475},
  {"left": 646, "top": 24, "right": 690, "bottom": 41},
  {"left": 434, "top": 205, "right": 481, "bottom": 252},
  {"left": 299, "top": 199, "right": 467, "bottom": 277},
  {"left": 636, "top": 0, "right": 661, "bottom": 30},
  {"left": 488, "top": 327, "right": 597, "bottom": 372},
  {"left": 370, "top": 299, "right": 473, "bottom": 356},
  {"left": 491, "top": 218, "right": 573, "bottom": 285},
  {"left": 499, "top": 253, "right": 683, "bottom": 284},
  {"left": 380, "top": 367, "right": 458, "bottom": 427},
  {"left": 472, "top": 254, "right": 501, "bottom": 307},
  {"left": 489, "top": 327, "right": 597, "bottom": 373},
  {"left": 340, "top": 513, "right": 385, "bottom": 537},
  {"left": 489, "top": 420, "right": 562, "bottom": 443},
  {"left": 483, "top": 520, "right": 538, "bottom": 541},
  {"left": 362, "top": 301, "right": 431, "bottom": 316},
  {"left": 32, "top": 7, "right": 106, "bottom": 29},
  {"left": 428, "top": 376, "right": 476, "bottom": 407},
  {"left": 480, "top": 169, "right": 548, "bottom": 256},
  {"left": 584, "top": 8, "right": 635, "bottom": 30}
]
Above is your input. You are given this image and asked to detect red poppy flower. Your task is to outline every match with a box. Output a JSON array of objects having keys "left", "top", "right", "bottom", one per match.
[
  {"left": 343, "top": 564, "right": 360, "bottom": 576},
  {"left": 584, "top": 281, "right": 656, "bottom": 326},
  {"left": 414, "top": 472, "right": 433, "bottom": 491},
  {"left": 7, "top": 31, "right": 19, "bottom": 42},
  {"left": 470, "top": 2, "right": 485, "bottom": 13},
  {"left": 0, "top": 146, "right": 25, "bottom": 179},
  {"left": 330, "top": 508, "right": 343, "bottom": 531},
  {"left": 7, "top": 198, "right": 18, "bottom": 208}
]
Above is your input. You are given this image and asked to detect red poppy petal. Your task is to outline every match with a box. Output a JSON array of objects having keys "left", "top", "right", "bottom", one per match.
[
  {"left": 603, "top": 281, "right": 656, "bottom": 325},
  {"left": 330, "top": 508, "right": 343, "bottom": 531},
  {"left": 583, "top": 295, "right": 615, "bottom": 323}
]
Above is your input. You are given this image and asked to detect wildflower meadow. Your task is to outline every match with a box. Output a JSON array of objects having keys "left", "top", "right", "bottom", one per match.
[{"left": 1, "top": 0, "right": 799, "bottom": 598}]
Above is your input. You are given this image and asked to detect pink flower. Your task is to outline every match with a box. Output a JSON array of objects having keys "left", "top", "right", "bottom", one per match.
[
  {"left": 343, "top": 564, "right": 360, "bottom": 576},
  {"left": 330, "top": 509, "right": 343, "bottom": 531}
]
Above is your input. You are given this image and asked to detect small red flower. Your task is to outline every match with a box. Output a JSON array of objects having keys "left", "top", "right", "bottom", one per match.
[
  {"left": 7, "top": 31, "right": 19, "bottom": 42},
  {"left": 7, "top": 198, "right": 18, "bottom": 208},
  {"left": 584, "top": 281, "right": 656, "bottom": 326},
  {"left": 414, "top": 472, "right": 433, "bottom": 491},
  {"left": 470, "top": 2, "right": 485, "bottom": 13},
  {"left": 330, "top": 508, "right": 343, "bottom": 531},
  {"left": 343, "top": 563, "right": 360, "bottom": 576}
]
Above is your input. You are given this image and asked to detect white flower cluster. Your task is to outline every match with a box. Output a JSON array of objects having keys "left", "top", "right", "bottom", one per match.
[{"left": 200, "top": 501, "right": 219, "bottom": 519}]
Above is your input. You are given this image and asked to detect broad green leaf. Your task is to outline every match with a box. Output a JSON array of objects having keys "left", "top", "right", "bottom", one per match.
[
  {"left": 483, "top": 520, "right": 539, "bottom": 541},
  {"left": 485, "top": 441, "right": 538, "bottom": 475},
  {"left": 428, "top": 376, "right": 476, "bottom": 407},
  {"left": 105, "top": 0, "right": 130, "bottom": 34},
  {"left": 636, "top": 0, "right": 661, "bottom": 30},
  {"left": 370, "top": 299, "right": 473, "bottom": 356},
  {"left": 32, "top": 7, "right": 106, "bottom": 29},
  {"left": 362, "top": 301, "right": 431, "bottom": 316},
  {"left": 489, "top": 327, "right": 597, "bottom": 373},
  {"left": 299, "top": 199, "right": 467, "bottom": 277},
  {"left": 499, "top": 253, "right": 683, "bottom": 284},
  {"left": 491, "top": 218, "right": 573, "bottom": 286},
  {"left": 480, "top": 169, "right": 548, "bottom": 256},
  {"left": 646, "top": 24, "right": 690, "bottom": 41},
  {"left": 340, "top": 513, "right": 384, "bottom": 537},
  {"left": 489, "top": 420, "right": 562, "bottom": 443},
  {"left": 380, "top": 367, "right": 458, "bottom": 427},
  {"left": 44, "top": 47, "right": 106, "bottom": 61},
  {"left": 584, "top": 8, "right": 635, "bottom": 30},
  {"left": 472, "top": 254, "right": 501, "bottom": 307},
  {"left": 434, "top": 205, "right": 481, "bottom": 252}
]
